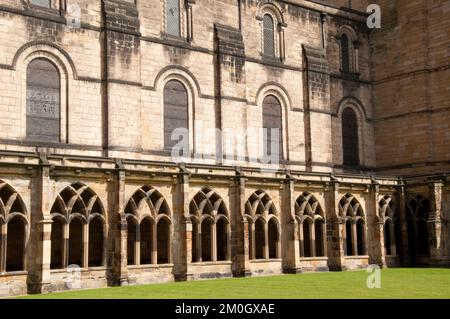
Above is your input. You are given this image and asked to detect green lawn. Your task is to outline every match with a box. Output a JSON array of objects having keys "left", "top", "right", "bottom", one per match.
[{"left": 16, "top": 268, "right": 450, "bottom": 299}]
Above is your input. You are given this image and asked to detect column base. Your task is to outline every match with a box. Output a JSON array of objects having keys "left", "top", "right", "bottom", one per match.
[
  {"left": 232, "top": 270, "right": 252, "bottom": 278},
  {"left": 283, "top": 267, "right": 303, "bottom": 274},
  {"left": 174, "top": 273, "right": 194, "bottom": 282}
]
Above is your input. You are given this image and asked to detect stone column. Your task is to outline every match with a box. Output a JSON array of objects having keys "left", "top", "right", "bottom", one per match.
[
  {"left": 263, "top": 223, "right": 269, "bottom": 259},
  {"left": 278, "top": 22, "right": 287, "bottom": 62},
  {"left": 368, "top": 181, "right": 386, "bottom": 266},
  {"left": 281, "top": 173, "right": 301, "bottom": 273},
  {"left": 231, "top": 170, "right": 250, "bottom": 277},
  {"left": 428, "top": 180, "right": 444, "bottom": 266},
  {"left": 397, "top": 182, "right": 410, "bottom": 264},
  {"left": 30, "top": 154, "right": 54, "bottom": 294},
  {"left": 173, "top": 166, "right": 193, "bottom": 281},
  {"left": 186, "top": 0, "right": 195, "bottom": 43},
  {"left": 326, "top": 180, "right": 345, "bottom": 270},
  {"left": 108, "top": 161, "right": 128, "bottom": 286}
]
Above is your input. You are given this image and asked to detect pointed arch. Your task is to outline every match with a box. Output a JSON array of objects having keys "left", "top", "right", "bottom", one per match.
[
  {"left": 125, "top": 186, "right": 172, "bottom": 266},
  {"left": 189, "top": 187, "right": 229, "bottom": 263},
  {"left": 296, "top": 192, "right": 326, "bottom": 258},
  {"left": 50, "top": 183, "right": 106, "bottom": 269}
]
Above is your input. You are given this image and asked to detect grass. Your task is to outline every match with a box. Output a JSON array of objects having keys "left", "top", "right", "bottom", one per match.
[{"left": 15, "top": 268, "right": 450, "bottom": 299}]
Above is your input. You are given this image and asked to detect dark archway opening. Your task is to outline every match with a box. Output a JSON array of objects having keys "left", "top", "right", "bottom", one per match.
[
  {"left": 303, "top": 221, "right": 311, "bottom": 257},
  {"left": 6, "top": 217, "right": 25, "bottom": 272},
  {"left": 216, "top": 218, "right": 228, "bottom": 261},
  {"left": 356, "top": 220, "right": 365, "bottom": 255},
  {"left": 384, "top": 221, "right": 392, "bottom": 255},
  {"left": 140, "top": 219, "right": 152, "bottom": 265},
  {"left": 88, "top": 217, "right": 104, "bottom": 267},
  {"left": 50, "top": 218, "right": 64, "bottom": 269},
  {"left": 157, "top": 219, "right": 170, "bottom": 264},
  {"left": 255, "top": 219, "right": 265, "bottom": 259},
  {"left": 127, "top": 218, "right": 137, "bottom": 265},
  {"left": 417, "top": 220, "right": 429, "bottom": 256},
  {"left": 201, "top": 219, "right": 212, "bottom": 262},
  {"left": 315, "top": 221, "right": 324, "bottom": 257},
  {"left": 346, "top": 220, "right": 353, "bottom": 256},
  {"left": 68, "top": 218, "right": 83, "bottom": 266},
  {"left": 268, "top": 219, "right": 278, "bottom": 259}
]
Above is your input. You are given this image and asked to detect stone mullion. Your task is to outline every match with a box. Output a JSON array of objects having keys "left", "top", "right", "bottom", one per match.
[
  {"left": 82, "top": 223, "right": 88, "bottom": 268},
  {"left": 299, "top": 222, "right": 304, "bottom": 258},
  {"left": 352, "top": 221, "right": 357, "bottom": 256},
  {"left": 135, "top": 224, "right": 140, "bottom": 266},
  {"left": 310, "top": 222, "right": 316, "bottom": 258},
  {"left": 263, "top": 222, "right": 269, "bottom": 259},
  {"left": 63, "top": 224, "right": 69, "bottom": 269},
  {"left": 211, "top": 222, "right": 217, "bottom": 262},
  {"left": 0, "top": 223, "right": 6, "bottom": 272},
  {"left": 251, "top": 223, "right": 256, "bottom": 260},
  {"left": 197, "top": 223, "right": 202, "bottom": 262},
  {"left": 151, "top": 222, "right": 157, "bottom": 265}
]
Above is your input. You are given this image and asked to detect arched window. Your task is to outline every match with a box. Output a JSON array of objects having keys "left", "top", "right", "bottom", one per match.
[
  {"left": 125, "top": 186, "right": 172, "bottom": 265},
  {"left": 341, "top": 34, "right": 350, "bottom": 73},
  {"left": 245, "top": 190, "right": 279, "bottom": 260},
  {"left": 0, "top": 182, "right": 28, "bottom": 273},
  {"left": 342, "top": 108, "right": 359, "bottom": 168},
  {"left": 163, "top": 80, "right": 189, "bottom": 151},
  {"left": 406, "top": 196, "right": 430, "bottom": 258},
  {"left": 189, "top": 187, "right": 229, "bottom": 262},
  {"left": 50, "top": 183, "right": 105, "bottom": 269},
  {"left": 295, "top": 192, "right": 326, "bottom": 258},
  {"left": 166, "top": 0, "right": 180, "bottom": 37},
  {"left": 339, "top": 194, "right": 366, "bottom": 256},
  {"left": 379, "top": 195, "right": 398, "bottom": 256},
  {"left": 262, "top": 95, "right": 283, "bottom": 160},
  {"left": 26, "top": 58, "right": 60, "bottom": 142},
  {"left": 263, "top": 14, "right": 275, "bottom": 56}
]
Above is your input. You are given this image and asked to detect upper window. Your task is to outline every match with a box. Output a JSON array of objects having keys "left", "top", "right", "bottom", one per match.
[
  {"left": 262, "top": 95, "right": 283, "bottom": 160},
  {"left": 30, "top": 0, "right": 51, "bottom": 8},
  {"left": 341, "top": 108, "right": 359, "bottom": 168},
  {"left": 163, "top": 80, "right": 189, "bottom": 151},
  {"left": 263, "top": 14, "right": 275, "bottom": 57},
  {"left": 26, "top": 58, "right": 61, "bottom": 142},
  {"left": 166, "top": 0, "right": 181, "bottom": 37},
  {"left": 341, "top": 34, "right": 350, "bottom": 73}
]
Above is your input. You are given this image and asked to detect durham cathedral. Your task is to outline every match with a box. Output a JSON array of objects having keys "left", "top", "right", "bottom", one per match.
[{"left": 0, "top": 0, "right": 448, "bottom": 296}]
